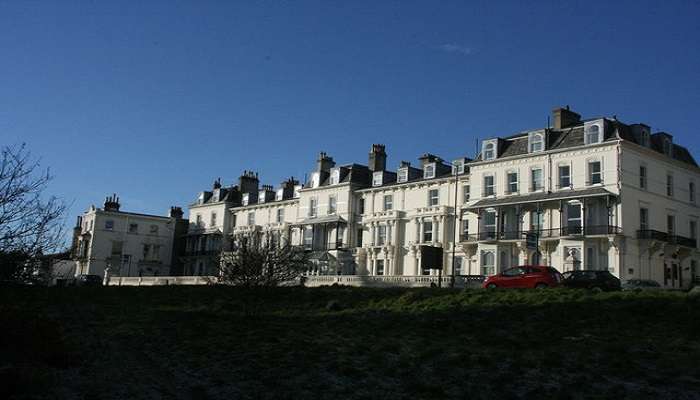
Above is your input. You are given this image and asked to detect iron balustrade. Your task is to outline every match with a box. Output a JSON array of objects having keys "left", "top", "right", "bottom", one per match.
[
  {"left": 636, "top": 229, "right": 696, "bottom": 247},
  {"left": 459, "top": 225, "right": 622, "bottom": 242}
]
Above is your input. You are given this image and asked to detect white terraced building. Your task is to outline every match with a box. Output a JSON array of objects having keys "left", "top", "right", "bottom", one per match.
[{"left": 188, "top": 106, "right": 699, "bottom": 288}]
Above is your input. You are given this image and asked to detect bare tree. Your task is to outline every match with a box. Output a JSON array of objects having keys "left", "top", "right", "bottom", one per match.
[
  {"left": 218, "top": 238, "right": 310, "bottom": 287},
  {"left": 0, "top": 143, "right": 67, "bottom": 283}
]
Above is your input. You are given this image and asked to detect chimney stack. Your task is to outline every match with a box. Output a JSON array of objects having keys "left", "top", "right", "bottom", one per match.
[
  {"left": 169, "top": 206, "right": 184, "bottom": 219},
  {"left": 368, "top": 144, "right": 387, "bottom": 172},
  {"left": 238, "top": 170, "right": 259, "bottom": 194},
  {"left": 104, "top": 194, "right": 120, "bottom": 212},
  {"left": 552, "top": 106, "right": 581, "bottom": 129},
  {"left": 418, "top": 153, "right": 441, "bottom": 168},
  {"left": 213, "top": 178, "right": 222, "bottom": 190},
  {"left": 316, "top": 152, "right": 335, "bottom": 172}
]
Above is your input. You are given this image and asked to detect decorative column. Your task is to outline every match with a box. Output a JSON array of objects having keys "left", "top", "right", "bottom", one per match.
[
  {"left": 431, "top": 216, "right": 437, "bottom": 245},
  {"left": 608, "top": 237, "right": 619, "bottom": 275},
  {"left": 418, "top": 218, "right": 424, "bottom": 244}
]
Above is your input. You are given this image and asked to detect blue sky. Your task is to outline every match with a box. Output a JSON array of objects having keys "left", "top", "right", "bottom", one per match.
[{"left": 2, "top": 1, "right": 700, "bottom": 227}]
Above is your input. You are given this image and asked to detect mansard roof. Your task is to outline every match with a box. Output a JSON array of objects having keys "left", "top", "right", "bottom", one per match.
[
  {"left": 614, "top": 122, "right": 697, "bottom": 166},
  {"left": 474, "top": 118, "right": 697, "bottom": 168},
  {"left": 190, "top": 185, "right": 241, "bottom": 207}
]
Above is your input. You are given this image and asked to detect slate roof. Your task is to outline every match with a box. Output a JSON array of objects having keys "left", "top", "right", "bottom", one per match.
[
  {"left": 466, "top": 187, "right": 614, "bottom": 209},
  {"left": 474, "top": 118, "right": 698, "bottom": 167}
]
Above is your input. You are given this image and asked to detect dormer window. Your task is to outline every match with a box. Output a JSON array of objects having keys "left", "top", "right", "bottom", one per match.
[
  {"left": 197, "top": 192, "right": 205, "bottom": 205},
  {"left": 242, "top": 193, "right": 250, "bottom": 206},
  {"left": 424, "top": 163, "right": 435, "bottom": 179},
  {"left": 528, "top": 132, "right": 544, "bottom": 153},
  {"left": 662, "top": 138, "right": 673, "bottom": 157},
  {"left": 640, "top": 131, "right": 650, "bottom": 147},
  {"left": 329, "top": 168, "right": 340, "bottom": 185},
  {"left": 397, "top": 168, "right": 408, "bottom": 183},
  {"left": 452, "top": 160, "right": 464, "bottom": 174},
  {"left": 310, "top": 172, "right": 320, "bottom": 188},
  {"left": 482, "top": 140, "right": 497, "bottom": 160},
  {"left": 293, "top": 185, "right": 301, "bottom": 198},
  {"left": 372, "top": 171, "right": 384, "bottom": 187},
  {"left": 275, "top": 188, "right": 284, "bottom": 201},
  {"left": 585, "top": 124, "right": 601, "bottom": 144},
  {"left": 258, "top": 191, "right": 266, "bottom": 203}
]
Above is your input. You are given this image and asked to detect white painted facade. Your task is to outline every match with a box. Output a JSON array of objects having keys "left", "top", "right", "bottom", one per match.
[
  {"left": 216, "top": 108, "right": 700, "bottom": 288},
  {"left": 74, "top": 202, "right": 183, "bottom": 278}
]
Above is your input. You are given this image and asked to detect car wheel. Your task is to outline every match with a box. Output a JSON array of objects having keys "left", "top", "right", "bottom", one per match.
[
  {"left": 535, "top": 283, "right": 548, "bottom": 289},
  {"left": 486, "top": 283, "right": 497, "bottom": 289},
  {"left": 590, "top": 286, "right": 603, "bottom": 293}
]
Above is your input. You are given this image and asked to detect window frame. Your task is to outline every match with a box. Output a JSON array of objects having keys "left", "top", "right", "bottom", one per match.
[
  {"left": 585, "top": 124, "right": 601, "bottom": 145},
  {"left": 640, "top": 207, "right": 649, "bottom": 231},
  {"left": 639, "top": 164, "right": 647, "bottom": 190},
  {"left": 308, "top": 197, "right": 318, "bottom": 217},
  {"left": 558, "top": 164, "right": 571, "bottom": 189},
  {"left": 329, "top": 168, "right": 340, "bottom": 185},
  {"left": 530, "top": 168, "right": 543, "bottom": 192},
  {"left": 328, "top": 195, "right": 337, "bottom": 215},
  {"left": 690, "top": 181, "right": 696, "bottom": 203},
  {"left": 372, "top": 171, "right": 383, "bottom": 187},
  {"left": 276, "top": 208, "right": 284, "bottom": 224},
  {"left": 482, "top": 140, "right": 497, "bottom": 161},
  {"left": 428, "top": 189, "right": 439, "bottom": 207},
  {"left": 422, "top": 220, "right": 433, "bottom": 242},
  {"left": 423, "top": 163, "right": 436, "bottom": 179},
  {"left": 377, "top": 225, "right": 387, "bottom": 245},
  {"left": 483, "top": 174, "right": 495, "bottom": 197},
  {"left": 588, "top": 160, "right": 602, "bottom": 185},
  {"left": 397, "top": 168, "right": 408, "bottom": 183},
  {"left": 528, "top": 132, "right": 544, "bottom": 153},
  {"left": 667, "top": 174, "right": 674, "bottom": 197},
  {"left": 247, "top": 212, "right": 255, "bottom": 226},
  {"left": 506, "top": 171, "right": 519, "bottom": 194},
  {"left": 383, "top": 194, "right": 393, "bottom": 211}
]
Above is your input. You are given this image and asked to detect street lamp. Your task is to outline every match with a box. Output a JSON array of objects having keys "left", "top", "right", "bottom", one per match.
[{"left": 450, "top": 160, "right": 462, "bottom": 288}]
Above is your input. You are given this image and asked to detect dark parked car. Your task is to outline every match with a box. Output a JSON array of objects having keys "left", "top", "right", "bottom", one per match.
[
  {"left": 621, "top": 279, "right": 662, "bottom": 291},
  {"left": 482, "top": 266, "right": 563, "bottom": 289},
  {"left": 76, "top": 274, "right": 103, "bottom": 287},
  {"left": 561, "top": 270, "right": 621, "bottom": 291}
]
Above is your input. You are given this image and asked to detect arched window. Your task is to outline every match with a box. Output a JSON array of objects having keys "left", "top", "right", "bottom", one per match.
[
  {"left": 529, "top": 133, "right": 544, "bottom": 152},
  {"left": 483, "top": 142, "right": 495, "bottom": 160},
  {"left": 585, "top": 125, "right": 600, "bottom": 144}
]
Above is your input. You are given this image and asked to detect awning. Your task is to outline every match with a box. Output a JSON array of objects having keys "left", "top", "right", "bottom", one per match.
[
  {"left": 465, "top": 187, "right": 615, "bottom": 209},
  {"left": 294, "top": 215, "right": 347, "bottom": 226}
]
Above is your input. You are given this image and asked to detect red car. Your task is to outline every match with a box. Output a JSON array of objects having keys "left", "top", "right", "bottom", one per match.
[{"left": 482, "top": 265, "right": 563, "bottom": 289}]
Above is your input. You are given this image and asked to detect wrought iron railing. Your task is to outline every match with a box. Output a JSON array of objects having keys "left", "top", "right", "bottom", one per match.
[
  {"left": 459, "top": 225, "right": 623, "bottom": 242},
  {"left": 636, "top": 229, "right": 696, "bottom": 248}
]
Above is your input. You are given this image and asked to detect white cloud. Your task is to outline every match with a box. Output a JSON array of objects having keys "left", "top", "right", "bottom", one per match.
[{"left": 438, "top": 43, "right": 472, "bottom": 56}]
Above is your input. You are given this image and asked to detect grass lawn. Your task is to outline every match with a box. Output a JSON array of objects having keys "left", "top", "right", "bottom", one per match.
[{"left": 1, "top": 286, "right": 699, "bottom": 399}]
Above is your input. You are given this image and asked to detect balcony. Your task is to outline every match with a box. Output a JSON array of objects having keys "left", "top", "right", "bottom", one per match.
[
  {"left": 561, "top": 225, "right": 623, "bottom": 236},
  {"left": 301, "top": 241, "right": 347, "bottom": 252},
  {"left": 460, "top": 225, "right": 622, "bottom": 243},
  {"left": 637, "top": 230, "right": 696, "bottom": 248}
]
